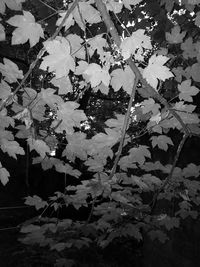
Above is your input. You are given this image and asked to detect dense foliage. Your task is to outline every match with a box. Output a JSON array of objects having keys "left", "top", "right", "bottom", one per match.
[{"left": 0, "top": 0, "right": 200, "bottom": 265}]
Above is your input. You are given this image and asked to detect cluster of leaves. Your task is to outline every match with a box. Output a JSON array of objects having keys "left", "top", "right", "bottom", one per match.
[{"left": 0, "top": 0, "right": 200, "bottom": 265}]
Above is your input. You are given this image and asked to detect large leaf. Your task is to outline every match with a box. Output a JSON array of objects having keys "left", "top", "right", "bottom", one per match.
[
  {"left": 84, "top": 63, "right": 110, "bottom": 87},
  {"left": 52, "top": 101, "right": 87, "bottom": 134},
  {"left": 7, "top": 11, "right": 44, "bottom": 47},
  {"left": 120, "top": 29, "right": 152, "bottom": 60},
  {"left": 0, "top": 139, "right": 25, "bottom": 159},
  {"left": 142, "top": 55, "right": 174, "bottom": 89},
  {"left": 40, "top": 37, "right": 75, "bottom": 79}
]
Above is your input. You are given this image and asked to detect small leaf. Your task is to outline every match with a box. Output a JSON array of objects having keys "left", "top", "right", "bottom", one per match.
[
  {"left": 28, "top": 138, "right": 51, "bottom": 158},
  {"left": 0, "top": 139, "right": 25, "bottom": 159},
  {"left": 25, "top": 195, "right": 48, "bottom": 210},
  {"left": 151, "top": 135, "right": 173, "bottom": 151},
  {"left": 178, "top": 79, "right": 199, "bottom": 102},
  {"left": 129, "top": 145, "right": 151, "bottom": 165},
  {"left": 0, "top": 58, "right": 23, "bottom": 83},
  {"left": 166, "top": 25, "right": 186, "bottom": 44},
  {"left": 0, "top": 164, "right": 10, "bottom": 185},
  {"left": 149, "top": 229, "right": 169, "bottom": 243}
]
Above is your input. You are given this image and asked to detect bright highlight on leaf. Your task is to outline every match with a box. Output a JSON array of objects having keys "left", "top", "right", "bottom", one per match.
[
  {"left": 40, "top": 37, "right": 75, "bottom": 79},
  {"left": 7, "top": 11, "right": 44, "bottom": 47},
  {"left": 142, "top": 55, "right": 174, "bottom": 89}
]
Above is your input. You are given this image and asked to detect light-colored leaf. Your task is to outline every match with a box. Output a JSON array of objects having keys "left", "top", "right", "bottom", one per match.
[
  {"left": 51, "top": 76, "right": 73, "bottom": 94},
  {"left": 0, "top": 0, "right": 25, "bottom": 14},
  {"left": 53, "top": 101, "right": 87, "bottom": 134},
  {"left": 40, "top": 37, "right": 75, "bottom": 79},
  {"left": 7, "top": 11, "right": 44, "bottom": 47},
  {"left": 0, "top": 163, "right": 10, "bottom": 185},
  {"left": 178, "top": 79, "right": 199, "bottom": 102},
  {"left": 0, "top": 58, "right": 23, "bottom": 83},
  {"left": 142, "top": 55, "right": 174, "bottom": 89},
  {"left": 67, "top": 34, "right": 85, "bottom": 59},
  {"left": 129, "top": 145, "right": 151, "bottom": 165},
  {"left": 0, "top": 139, "right": 25, "bottom": 159},
  {"left": 120, "top": 29, "right": 152, "bottom": 60},
  {"left": 122, "top": 0, "right": 143, "bottom": 10},
  {"left": 84, "top": 63, "right": 110, "bottom": 87},
  {"left": 0, "top": 80, "right": 11, "bottom": 99},
  {"left": 56, "top": 12, "right": 74, "bottom": 31},
  {"left": 28, "top": 138, "right": 51, "bottom": 158},
  {"left": 110, "top": 66, "right": 135, "bottom": 94}
]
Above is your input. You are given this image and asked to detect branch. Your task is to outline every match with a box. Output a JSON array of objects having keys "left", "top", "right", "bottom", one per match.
[
  {"left": 0, "top": 0, "right": 80, "bottom": 112},
  {"left": 150, "top": 133, "right": 189, "bottom": 214},
  {"left": 94, "top": 0, "right": 190, "bottom": 179}
]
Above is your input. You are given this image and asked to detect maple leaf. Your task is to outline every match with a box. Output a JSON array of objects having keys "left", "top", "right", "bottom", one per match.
[
  {"left": 67, "top": 34, "right": 85, "bottom": 59},
  {"left": 142, "top": 55, "right": 174, "bottom": 89},
  {"left": 106, "top": 0, "right": 123, "bottom": 13},
  {"left": 40, "top": 37, "right": 75, "bottom": 79},
  {"left": 52, "top": 101, "right": 87, "bottom": 134},
  {"left": 0, "top": 80, "right": 11, "bottom": 99},
  {"left": 0, "top": 162, "right": 10, "bottom": 185},
  {"left": 158, "top": 216, "right": 179, "bottom": 231},
  {"left": 0, "top": 0, "right": 25, "bottom": 14},
  {"left": 0, "top": 139, "right": 25, "bottom": 159},
  {"left": 149, "top": 230, "right": 168, "bottom": 243},
  {"left": 105, "top": 114, "right": 125, "bottom": 132},
  {"left": 160, "top": 0, "right": 175, "bottom": 13},
  {"left": 181, "top": 37, "right": 197, "bottom": 59},
  {"left": 56, "top": 12, "right": 74, "bottom": 31},
  {"left": 0, "top": 23, "right": 5, "bottom": 41},
  {"left": 39, "top": 88, "right": 63, "bottom": 107},
  {"left": 120, "top": 29, "right": 152, "bottom": 60},
  {"left": 7, "top": 11, "right": 44, "bottom": 47},
  {"left": 25, "top": 195, "right": 48, "bottom": 210},
  {"left": 110, "top": 66, "right": 135, "bottom": 94},
  {"left": 178, "top": 79, "right": 199, "bottom": 102},
  {"left": 84, "top": 63, "right": 110, "bottom": 87},
  {"left": 62, "top": 132, "right": 88, "bottom": 162},
  {"left": 122, "top": 0, "right": 143, "bottom": 10},
  {"left": 151, "top": 135, "right": 173, "bottom": 151},
  {"left": 140, "top": 98, "right": 161, "bottom": 116},
  {"left": 129, "top": 145, "right": 151, "bottom": 165},
  {"left": 73, "top": 2, "right": 101, "bottom": 30},
  {"left": 166, "top": 25, "right": 186, "bottom": 44},
  {"left": 190, "top": 62, "right": 200, "bottom": 82},
  {"left": 28, "top": 138, "right": 51, "bottom": 158},
  {"left": 88, "top": 34, "right": 108, "bottom": 58},
  {"left": 50, "top": 76, "right": 73, "bottom": 94},
  {"left": 0, "top": 58, "right": 23, "bottom": 83},
  {"left": 54, "top": 162, "right": 81, "bottom": 178}
]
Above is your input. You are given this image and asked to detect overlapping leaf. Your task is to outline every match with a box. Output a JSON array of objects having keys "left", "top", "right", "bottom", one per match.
[
  {"left": 0, "top": 58, "right": 23, "bottom": 83},
  {"left": 40, "top": 37, "right": 75, "bottom": 79}
]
